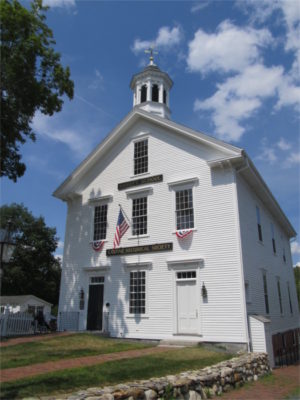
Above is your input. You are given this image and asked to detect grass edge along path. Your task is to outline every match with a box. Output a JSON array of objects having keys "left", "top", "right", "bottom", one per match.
[
  {"left": 0, "top": 347, "right": 232, "bottom": 399},
  {"left": 1, "top": 333, "right": 154, "bottom": 369}
]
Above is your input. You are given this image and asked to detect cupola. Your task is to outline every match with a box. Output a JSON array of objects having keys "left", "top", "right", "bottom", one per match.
[{"left": 130, "top": 51, "right": 173, "bottom": 119}]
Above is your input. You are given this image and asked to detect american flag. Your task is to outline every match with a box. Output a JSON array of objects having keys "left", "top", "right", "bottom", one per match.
[{"left": 113, "top": 208, "right": 129, "bottom": 248}]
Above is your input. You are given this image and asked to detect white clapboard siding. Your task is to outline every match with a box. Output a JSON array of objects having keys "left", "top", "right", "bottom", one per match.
[
  {"left": 236, "top": 173, "right": 299, "bottom": 337},
  {"left": 58, "top": 120, "right": 247, "bottom": 344}
]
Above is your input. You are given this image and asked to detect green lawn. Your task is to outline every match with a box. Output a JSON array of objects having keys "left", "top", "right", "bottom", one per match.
[
  {"left": 0, "top": 333, "right": 153, "bottom": 369},
  {"left": 1, "top": 346, "right": 232, "bottom": 399}
]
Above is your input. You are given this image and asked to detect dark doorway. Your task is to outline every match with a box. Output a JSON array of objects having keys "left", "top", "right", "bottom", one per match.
[{"left": 87, "top": 284, "right": 103, "bottom": 330}]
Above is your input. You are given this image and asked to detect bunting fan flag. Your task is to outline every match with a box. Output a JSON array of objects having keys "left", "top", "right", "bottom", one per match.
[
  {"left": 113, "top": 208, "right": 130, "bottom": 248},
  {"left": 176, "top": 229, "right": 193, "bottom": 239},
  {"left": 92, "top": 240, "right": 104, "bottom": 252}
]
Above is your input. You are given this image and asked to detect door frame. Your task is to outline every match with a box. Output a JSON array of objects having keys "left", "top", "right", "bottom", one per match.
[
  {"left": 167, "top": 259, "right": 203, "bottom": 336},
  {"left": 87, "top": 276, "right": 105, "bottom": 331}
]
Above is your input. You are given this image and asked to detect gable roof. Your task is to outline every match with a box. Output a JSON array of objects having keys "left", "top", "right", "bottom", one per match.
[
  {"left": 53, "top": 108, "right": 296, "bottom": 238},
  {"left": 0, "top": 295, "right": 52, "bottom": 307},
  {"left": 53, "top": 108, "right": 243, "bottom": 200}
]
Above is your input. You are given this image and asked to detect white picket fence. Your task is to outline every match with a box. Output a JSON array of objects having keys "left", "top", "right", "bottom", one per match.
[{"left": 0, "top": 308, "right": 34, "bottom": 337}]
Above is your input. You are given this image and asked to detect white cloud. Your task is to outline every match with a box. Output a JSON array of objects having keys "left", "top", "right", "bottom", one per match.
[
  {"left": 191, "top": 2, "right": 210, "bottom": 13},
  {"left": 284, "top": 151, "right": 300, "bottom": 168},
  {"left": 277, "top": 138, "right": 291, "bottom": 151},
  {"left": 32, "top": 112, "right": 92, "bottom": 159},
  {"left": 194, "top": 64, "right": 283, "bottom": 141},
  {"left": 88, "top": 69, "right": 104, "bottom": 90},
  {"left": 187, "top": 20, "right": 272, "bottom": 74},
  {"left": 132, "top": 25, "right": 183, "bottom": 54},
  {"left": 291, "top": 241, "right": 300, "bottom": 255},
  {"left": 256, "top": 138, "right": 300, "bottom": 168},
  {"left": 57, "top": 241, "right": 64, "bottom": 249},
  {"left": 44, "top": 0, "right": 75, "bottom": 8}
]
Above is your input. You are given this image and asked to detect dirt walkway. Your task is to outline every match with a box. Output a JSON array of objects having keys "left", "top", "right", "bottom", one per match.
[
  {"left": 221, "top": 364, "right": 300, "bottom": 400},
  {"left": 0, "top": 331, "right": 74, "bottom": 347},
  {"left": 0, "top": 345, "right": 174, "bottom": 383}
]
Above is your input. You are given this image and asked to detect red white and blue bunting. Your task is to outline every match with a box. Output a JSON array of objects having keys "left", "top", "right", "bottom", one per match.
[
  {"left": 92, "top": 241, "right": 104, "bottom": 252},
  {"left": 176, "top": 229, "right": 193, "bottom": 239}
]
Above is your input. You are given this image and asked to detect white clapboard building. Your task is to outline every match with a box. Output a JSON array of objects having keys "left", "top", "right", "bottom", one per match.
[{"left": 54, "top": 59, "right": 299, "bottom": 365}]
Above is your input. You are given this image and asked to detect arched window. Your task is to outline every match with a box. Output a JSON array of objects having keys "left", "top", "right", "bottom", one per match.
[
  {"left": 163, "top": 89, "right": 167, "bottom": 104},
  {"left": 152, "top": 84, "right": 159, "bottom": 102},
  {"left": 141, "top": 85, "right": 147, "bottom": 103}
]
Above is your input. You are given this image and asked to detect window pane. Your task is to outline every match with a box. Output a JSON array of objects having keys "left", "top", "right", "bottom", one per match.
[
  {"left": 132, "top": 197, "right": 147, "bottom": 235},
  {"left": 134, "top": 140, "right": 148, "bottom": 175},
  {"left": 93, "top": 205, "right": 108, "bottom": 241},
  {"left": 130, "top": 271, "right": 146, "bottom": 314},
  {"left": 176, "top": 189, "right": 194, "bottom": 230}
]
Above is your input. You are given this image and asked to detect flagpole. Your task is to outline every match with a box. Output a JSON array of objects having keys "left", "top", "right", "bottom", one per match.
[
  {"left": 118, "top": 204, "right": 131, "bottom": 226},
  {"left": 118, "top": 203, "right": 140, "bottom": 246}
]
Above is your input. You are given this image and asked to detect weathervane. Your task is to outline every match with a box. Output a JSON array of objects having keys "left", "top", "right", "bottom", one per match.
[{"left": 145, "top": 45, "right": 158, "bottom": 65}]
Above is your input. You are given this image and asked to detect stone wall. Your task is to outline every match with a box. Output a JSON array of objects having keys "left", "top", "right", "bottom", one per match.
[{"left": 68, "top": 353, "right": 270, "bottom": 400}]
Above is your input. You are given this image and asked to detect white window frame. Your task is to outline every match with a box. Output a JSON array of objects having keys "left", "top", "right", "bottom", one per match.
[
  {"left": 271, "top": 222, "right": 276, "bottom": 255},
  {"left": 93, "top": 204, "right": 108, "bottom": 241},
  {"left": 123, "top": 261, "right": 151, "bottom": 319},
  {"left": 126, "top": 187, "right": 153, "bottom": 239},
  {"left": 262, "top": 270, "right": 269, "bottom": 315},
  {"left": 276, "top": 277, "right": 283, "bottom": 315},
  {"left": 287, "top": 282, "right": 293, "bottom": 315},
  {"left": 168, "top": 177, "right": 199, "bottom": 234},
  {"left": 89, "top": 196, "right": 112, "bottom": 244},
  {"left": 133, "top": 137, "right": 149, "bottom": 177},
  {"left": 256, "top": 206, "right": 263, "bottom": 243}
]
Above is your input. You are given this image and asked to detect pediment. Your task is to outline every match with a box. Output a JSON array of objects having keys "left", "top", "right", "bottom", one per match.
[{"left": 53, "top": 109, "right": 242, "bottom": 201}]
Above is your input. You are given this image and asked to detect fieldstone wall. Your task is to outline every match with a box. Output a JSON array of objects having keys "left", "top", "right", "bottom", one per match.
[{"left": 66, "top": 353, "right": 270, "bottom": 400}]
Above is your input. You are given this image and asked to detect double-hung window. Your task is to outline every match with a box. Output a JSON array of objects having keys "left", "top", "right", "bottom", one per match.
[
  {"left": 93, "top": 204, "right": 108, "bottom": 241},
  {"left": 129, "top": 271, "right": 146, "bottom": 314},
  {"left": 287, "top": 282, "right": 293, "bottom": 314},
  {"left": 262, "top": 272, "right": 269, "bottom": 314},
  {"left": 271, "top": 223, "right": 276, "bottom": 254},
  {"left": 256, "top": 206, "right": 263, "bottom": 242},
  {"left": 176, "top": 188, "right": 194, "bottom": 230},
  {"left": 132, "top": 197, "right": 147, "bottom": 235},
  {"left": 277, "top": 279, "right": 283, "bottom": 314},
  {"left": 134, "top": 139, "right": 148, "bottom": 175}
]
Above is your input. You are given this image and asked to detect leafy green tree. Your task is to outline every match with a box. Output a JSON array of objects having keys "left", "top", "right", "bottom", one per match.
[
  {"left": 0, "top": 0, "right": 74, "bottom": 181},
  {"left": 0, "top": 203, "right": 61, "bottom": 306}
]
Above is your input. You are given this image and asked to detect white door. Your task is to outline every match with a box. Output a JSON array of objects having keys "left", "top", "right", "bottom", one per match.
[{"left": 177, "top": 280, "right": 198, "bottom": 334}]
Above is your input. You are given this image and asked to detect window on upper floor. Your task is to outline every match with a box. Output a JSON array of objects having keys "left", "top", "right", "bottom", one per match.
[
  {"left": 129, "top": 270, "right": 146, "bottom": 314},
  {"left": 287, "top": 282, "right": 293, "bottom": 314},
  {"left": 256, "top": 206, "right": 263, "bottom": 242},
  {"left": 132, "top": 197, "right": 147, "bottom": 236},
  {"left": 134, "top": 139, "right": 148, "bottom": 175},
  {"left": 271, "top": 223, "right": 276, "bottom": 254},
  {"left": 152, "top": 84, "right": 159, "bottom": 102},
  {"left": 277, "top": 279, "right": 283, "bottom": 315},
  {"left": 262, "top": 272, "right": 269, "bottom": 314},
  {"left": 141, "top": 85, "right": 147, "bottom": 103},
  {"left": 93, "top": 204, "right": 108, "bottom": 241},
  {"left": 176, "top": 188, "right": 194, "bottom": 230},
  {"left": 245, "top": 281, "right": 251, "bottom": 303}
]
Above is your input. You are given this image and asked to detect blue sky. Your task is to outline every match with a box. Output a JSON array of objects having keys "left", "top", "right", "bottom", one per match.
[{"left": 2, "top": 0, "right": 300, "bottom": 264}]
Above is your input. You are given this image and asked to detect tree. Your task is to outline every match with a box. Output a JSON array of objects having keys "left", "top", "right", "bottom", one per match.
[
  {"left": 0, "top": 0, "right": 74, "bottom": 181},
  {"left": 0, "top": 203, "right": 61, "bottom": 306}
]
